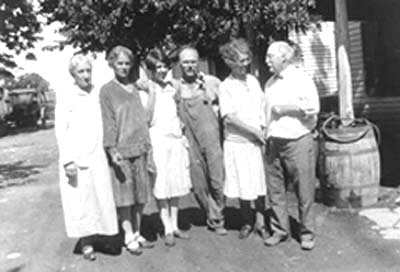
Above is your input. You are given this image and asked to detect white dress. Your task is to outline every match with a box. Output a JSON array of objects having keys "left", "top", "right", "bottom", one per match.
[
  {"left": 141, "top": 81, "right": 191, "bottom": 199},
  {"left": 55, "top": 84, "right": 118, "bottom": 238},
  {"left": 219, "top": 74, "right": 267, "bottom": 200}
]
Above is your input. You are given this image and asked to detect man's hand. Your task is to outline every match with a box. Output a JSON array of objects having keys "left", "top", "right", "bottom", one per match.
[{"left": 271, "top": 105, "right": 283, "bottom": 116}]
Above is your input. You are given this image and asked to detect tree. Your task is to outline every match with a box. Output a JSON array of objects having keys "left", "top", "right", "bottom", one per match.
[
  {"left": 0, "top": 0, "right": 42, "bottom": 68},
  {"left": 10, "top": 73, "right": 50, "bottom": 95},
  {"left": 40, "top": 0, "right": 319, "bottom": 60}
]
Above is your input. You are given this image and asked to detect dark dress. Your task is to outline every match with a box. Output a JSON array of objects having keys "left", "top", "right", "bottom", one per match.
[{"left": 100, "top": 80, "right": 154, "bottom": 206}]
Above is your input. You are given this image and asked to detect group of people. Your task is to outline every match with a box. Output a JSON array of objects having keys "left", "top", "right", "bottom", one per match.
[{"left": 55, "top": 39, "right": 320, "bottom": 261}]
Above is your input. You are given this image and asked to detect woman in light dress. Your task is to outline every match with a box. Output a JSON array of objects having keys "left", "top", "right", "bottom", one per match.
[
  {"left": 55, "top": 53, "right": 118, "bottom": 261},
  {"left": 142, "top": 48, "right": 191, "bottom": 247},
  {"left": 99, "top": 46, "right": 155, "bottom": 255},
  {"left": 219, "top": 38, "right": 268, "bottom": 240}
]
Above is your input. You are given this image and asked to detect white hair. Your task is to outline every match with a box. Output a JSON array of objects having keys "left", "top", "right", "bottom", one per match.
[
  {"left": 68, "top": 53, "right": 92, "bottom": 76},
  {"left": 267, "top": 41, "right": 295, "bottom": 62},
  {"left": 178, "top": 46, "right": 199, "bottom": 62}
]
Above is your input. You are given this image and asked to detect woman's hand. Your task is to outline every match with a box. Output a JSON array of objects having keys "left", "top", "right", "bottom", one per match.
[
  {"left": 135, "top": 78, "right": 152, "bottom": 94},
  {"left": 64, "top": 162, "right": 78, "bottom": 187},
  {"left": 254, "top": 129, "right": 266, "bottom": 146},
  {"left": 64, "top": 162, "right": 78, "bottom": 178},
  {"left": 111, "top": 152, "right": 124, "bottom": 166}
]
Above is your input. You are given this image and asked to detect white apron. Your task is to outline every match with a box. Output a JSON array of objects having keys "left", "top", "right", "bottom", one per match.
[{"left": 55, "top": 84, "right": 118, "bottom": 238}]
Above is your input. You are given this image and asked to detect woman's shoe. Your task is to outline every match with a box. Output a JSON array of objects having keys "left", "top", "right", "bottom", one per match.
[
  {"left": 264, "top": 233, "right": 289, "bottom": 247},
  {"left": 300, "top": 234, "right": 316, "bottom": 251},
  {"left": 136, "top": 235, "right": 155, "bottom": 249},
  {"left": 124, "top": 238, "right": 142, "bottom": 255},
  {"left": 173, "top": 229, "right": 190, "bottom": 240},
  {"left": 254, "top": 225, "right": 269, "bottom": 240},
  {"left": 238, "top": 224, "right": 252, "bottom": 239},
  {"left": 82, "top": 245, "right": 96, "bottom": 261},
  {"left": 164, "top": 233, "right": 176, "bottom": 247}
]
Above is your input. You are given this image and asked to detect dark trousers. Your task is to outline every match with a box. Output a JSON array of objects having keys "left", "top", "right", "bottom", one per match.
[{"left": 266, "top": 133, "right": 316, "bottom": 237}]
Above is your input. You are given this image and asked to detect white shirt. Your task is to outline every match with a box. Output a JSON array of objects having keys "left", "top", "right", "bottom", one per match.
[
  {"left": 140, "top": 81, "right": 183, "bottom": 138},
  {"left": 264, "top": 65, "right": 320, "bottom": 139},
  {"left": 55, "top": 84, "right": 103, "bottom": 167},
  {"left": 220, "top": 74, "right": 265, "bottom": 143}
]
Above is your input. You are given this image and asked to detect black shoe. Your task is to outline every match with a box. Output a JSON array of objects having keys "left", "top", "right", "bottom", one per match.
[{"left": 239, "top": 225, "right": 252, "bottom": 239}]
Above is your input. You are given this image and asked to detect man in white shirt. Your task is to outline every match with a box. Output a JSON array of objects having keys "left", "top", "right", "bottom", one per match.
[{"left": 263, "top": 41, "right": 320, "bottom": 250}]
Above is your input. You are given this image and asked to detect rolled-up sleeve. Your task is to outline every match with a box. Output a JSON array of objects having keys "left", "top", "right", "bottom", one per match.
[{"left": 219, "top": 84, "right": 236, "bottom": 118}]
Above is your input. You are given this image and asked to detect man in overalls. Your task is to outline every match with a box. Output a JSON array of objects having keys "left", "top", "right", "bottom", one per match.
[{"left": 173, "top": 47, "right": 226, "bottom": 235}]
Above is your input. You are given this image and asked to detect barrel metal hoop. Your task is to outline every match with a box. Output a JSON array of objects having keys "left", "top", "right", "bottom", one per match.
[
  {"left": 322, "top": 182, "right": 379, "bottom": 190},
  {"left": 322, "top": 147, "right": 379, "bottom": 157},
  {"left": 321, "top": 115, "right": 380, "bottom": 144}
]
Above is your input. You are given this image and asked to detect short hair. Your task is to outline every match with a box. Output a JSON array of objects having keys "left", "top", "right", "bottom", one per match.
[
  {"left": 107, "top": 45, "right": 135, "bottom": 68},
  {"left": 68, "top": 53, "right": 92, "bottom": 76},
  {"left": 267, "top": 41, "right": 295, "bottom": 62},
  {"left": 145, "top": 48, "right": 169, "bottom": 71},
  {"left": 178, "top": 46, "right": 199, "bottom": 62},
  {"left": 219, "top": 38, "right": 252, "bottom": 68}
]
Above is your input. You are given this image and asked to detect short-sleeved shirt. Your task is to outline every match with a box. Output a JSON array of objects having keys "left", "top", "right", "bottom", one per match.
[
  {"left": 140, "top": 81, "right": 183, "bottom": 138},
  {"left": 219, "top": 74, "right": 265, "bottom": 143},
  {"left": 264, "top": 65, "right": 320, "bottom": 139}
]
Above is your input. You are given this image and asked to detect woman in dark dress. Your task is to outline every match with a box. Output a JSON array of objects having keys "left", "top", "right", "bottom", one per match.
[{"left": 99, "top": 45, "right": 156, "bottom": 254}]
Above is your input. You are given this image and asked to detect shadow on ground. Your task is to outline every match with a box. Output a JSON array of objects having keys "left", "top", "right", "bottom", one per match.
[
  {"left": 0, "top": 160, "right": 46, "bottom": 187},
  {"left": 3, "top": 124, "right": 54, "bottom": 138},
  {"left": 5, "top": 264, "right": 25, "bottom": 272}
]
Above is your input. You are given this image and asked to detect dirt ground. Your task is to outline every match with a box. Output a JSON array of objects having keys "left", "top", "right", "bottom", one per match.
[{"left": 1, "top": 128, "right": 400, "bottom": 272}]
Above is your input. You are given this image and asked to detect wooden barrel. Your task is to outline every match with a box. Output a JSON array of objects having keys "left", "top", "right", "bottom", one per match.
[{"left": 319, "top": 116, "right": 381, "bottom": 208}]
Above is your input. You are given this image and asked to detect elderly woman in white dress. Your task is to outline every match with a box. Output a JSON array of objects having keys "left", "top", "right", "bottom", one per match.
[
  {"left": 55, "top": 53, "right": 118, "bottom": 261},
  {"left": 142, "top": 48, "right": 191, "bottom": 247},
  {"left": 219, "top": 38, "right": 267, "bottom": 240}
]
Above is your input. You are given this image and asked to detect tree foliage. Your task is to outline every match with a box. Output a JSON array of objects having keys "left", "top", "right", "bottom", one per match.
[
  {"left": 40, "top": 0, "right": 319, "bottom": 59},
  {"left": 9, "top": 73, "right": 50, "bottom": 94},
  {"left": 0, "top": 0, "right": 42, "bottom": 67}
]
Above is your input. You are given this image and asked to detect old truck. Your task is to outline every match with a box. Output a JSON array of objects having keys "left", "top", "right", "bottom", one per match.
[{"left": 5, "top": 88, "right": 49, "bottom": 127}]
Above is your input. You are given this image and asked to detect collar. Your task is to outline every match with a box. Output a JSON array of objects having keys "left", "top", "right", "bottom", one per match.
[
  {"left": 180, "top": 72, "right": 206, "bottom": 85},
  {"left": 275, "top": 64, "right": 297, "bottom": 80},
  {"left": 73, "top": 83, "right": 92, "bottom": 96}
]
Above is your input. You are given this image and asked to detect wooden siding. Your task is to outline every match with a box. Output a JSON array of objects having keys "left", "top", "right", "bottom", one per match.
[
  {"left": 348, "top": 22, "right": 366, "bottom": 98},
  {"left": 289, "top": 21, "right": 366, "bottom": 99},
  {"left": 289, "top": 22, "right": 337, "bottom": 97}
]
